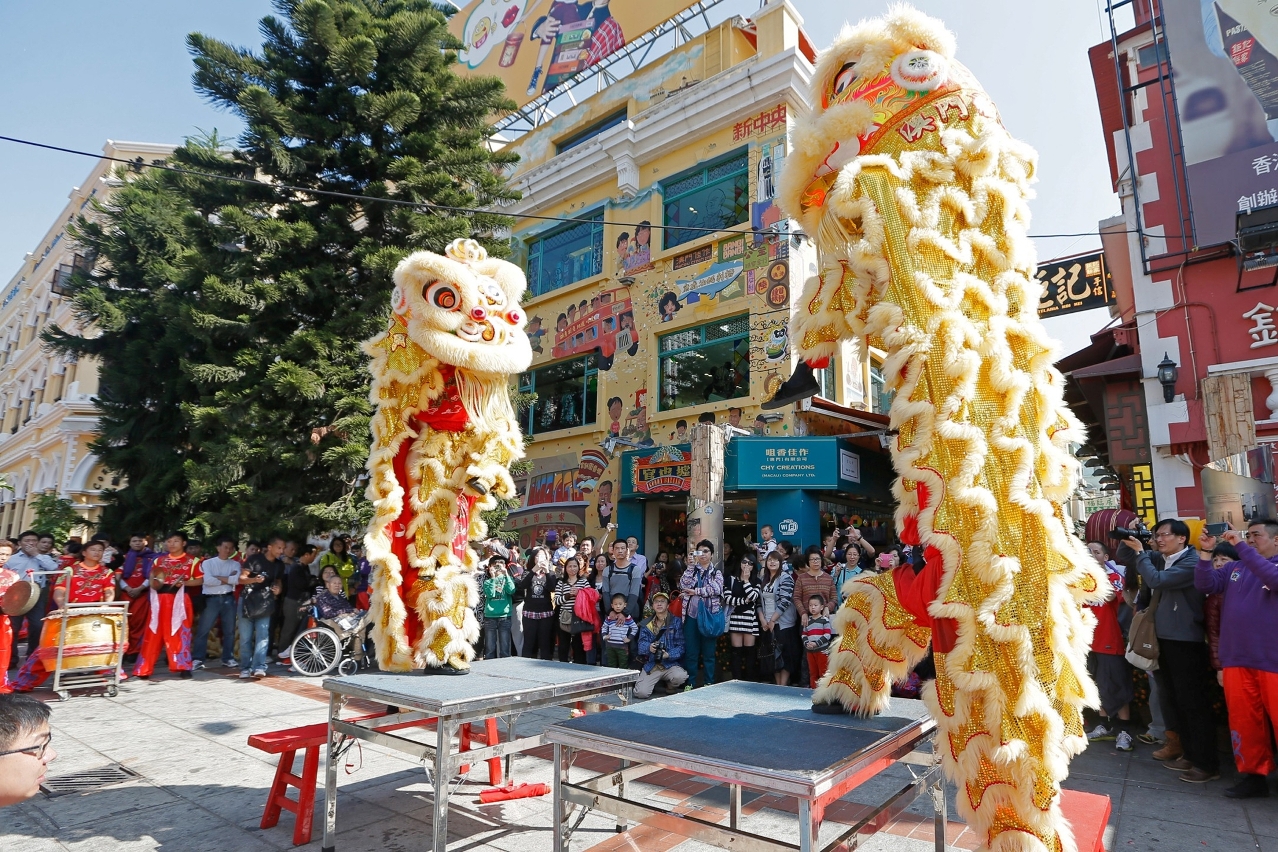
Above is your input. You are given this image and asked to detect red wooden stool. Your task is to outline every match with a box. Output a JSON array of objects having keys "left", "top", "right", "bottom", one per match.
[
  {"left": 1059, "top": 789, "right": 1112, "bottom": 852},
  {"left": 249, "top": 722, "right": 330, "bottom": 846},
  {"left": 248, "top": 713, "right": 503, "bottom": 845},
  {"left": 458, "top": 717, "right": 503, "bottom": 785}
]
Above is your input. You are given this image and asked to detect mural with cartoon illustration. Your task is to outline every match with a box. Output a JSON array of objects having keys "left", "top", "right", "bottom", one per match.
[
  {"left": 617, "top": 221, "right": 654, "bottom": 275},
  {"left": 552, "top": 284, "right": 638, "bottom": 370}
]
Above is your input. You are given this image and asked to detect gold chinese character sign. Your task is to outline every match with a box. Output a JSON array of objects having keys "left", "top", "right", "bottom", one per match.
[
  {"left": 363, "top": 240, "right": 531, "bottom": 674},
  {"left": 774, "top": 8, "right": 1108, "bottom": 852}
]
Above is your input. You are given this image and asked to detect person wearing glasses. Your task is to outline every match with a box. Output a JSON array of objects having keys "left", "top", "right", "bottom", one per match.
[
  {"left": 1126, "top": 518, "right": 1217, "bottom": 785},
  {"left": 0, "top": 693, "right": 58, "bottom": 806}
]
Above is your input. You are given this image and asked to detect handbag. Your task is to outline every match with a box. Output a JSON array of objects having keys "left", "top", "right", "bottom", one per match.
[
  {"left": 241, "top": 583, "right": 274, "bottom": 620},
  {"left": 756, "top": 629, "right": 776, "bottom": 676},
  {"left": 693, "top": 568, "right": 727, "bottom": 636},
  {"left": 1125, "top": 589, "right": 1161, "bottom": 672}
]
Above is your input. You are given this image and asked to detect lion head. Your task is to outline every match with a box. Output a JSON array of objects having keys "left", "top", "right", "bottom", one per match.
[{"left": 390, "top": 239, "right": 533, "bottom": 376}]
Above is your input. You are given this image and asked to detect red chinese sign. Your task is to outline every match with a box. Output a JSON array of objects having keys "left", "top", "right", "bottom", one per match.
[{"left": 733, "top": 104, "right": 787, "bottom": 142}]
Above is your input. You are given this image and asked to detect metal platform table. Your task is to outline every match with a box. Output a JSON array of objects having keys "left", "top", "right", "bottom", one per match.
[
  {"left": 545, "top": 681, "right": 944, "bottom": 852},
  {"left": 320, "top": 657, "right": 638, "bottom": 852}
]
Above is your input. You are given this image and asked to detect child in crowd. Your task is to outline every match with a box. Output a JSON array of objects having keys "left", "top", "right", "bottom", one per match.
[
  {"left": 801, "top": 594, "right": 833, "bottom": 688},
  {"left": 482, "top": 554, "right": 516, "bottom": 659},
  {"left": 601, "top": 593, "right": 637, "bottom": 668}
]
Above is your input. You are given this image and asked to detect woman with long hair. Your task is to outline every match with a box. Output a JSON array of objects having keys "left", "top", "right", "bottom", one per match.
[
  {"left": 519, "top": 547, "right": 557, "bottom": 660},
  {"left": 725, "top": 554, "right": 761, "bottom": 681},
  {"left": 759, "top": 551, "right": 797, "bottom": 686},
  {"left": 554, "top": 556, "right": 590, "bottom": 664}
]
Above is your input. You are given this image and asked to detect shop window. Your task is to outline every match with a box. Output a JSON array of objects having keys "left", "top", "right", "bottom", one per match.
[
  {"left": 525, "top": 209, "right": 605, "bottom": 297},
  {"left": 658, "top": 315, "right": 750, "bottom": 411},
  {"left": 815, "top": 360, "right": 837, "bottom": 401},
  {"left": 870, "top": 361, "right": 895, "bottom": 415},
  {"left": 517, "top": 353, "right": 599, "bottom": 435},
  {"left": 661, "top": 150, "right": 749, "bottom": 250}
]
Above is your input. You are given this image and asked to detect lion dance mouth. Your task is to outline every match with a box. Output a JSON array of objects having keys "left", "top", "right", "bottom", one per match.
[{"left": 777, "top": 8, "right": 1108, "bottom": 852}]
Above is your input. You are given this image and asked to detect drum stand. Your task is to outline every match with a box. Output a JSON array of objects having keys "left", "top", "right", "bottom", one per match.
[{"left": 35, "top": 569, "right": 129, "bottom": 701}]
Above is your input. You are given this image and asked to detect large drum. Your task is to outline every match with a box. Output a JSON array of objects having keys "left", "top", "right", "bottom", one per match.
[{"left": 37, "top": 608, "right": 123, "bottom": 672}]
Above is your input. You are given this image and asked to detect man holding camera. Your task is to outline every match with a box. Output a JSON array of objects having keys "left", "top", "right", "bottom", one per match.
[
  {"left": 1126, "top": 519, "right": 1217, "bottom": 784},
  {"left": 634, "top": 592, "right": 687, "bottom": 698}
]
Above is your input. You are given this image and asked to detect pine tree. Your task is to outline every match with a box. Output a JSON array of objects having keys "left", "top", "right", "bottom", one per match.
[{"left": 46, "top": 0, "right": 517, "bottom": 540}]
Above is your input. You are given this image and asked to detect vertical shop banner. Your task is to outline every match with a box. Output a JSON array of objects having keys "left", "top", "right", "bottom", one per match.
[
  {"left": 1162, "top": 0, "right": 1278, "bottom": 247},
  {"left": 450, "top": 0, "right": 698, "bottom": 112}
]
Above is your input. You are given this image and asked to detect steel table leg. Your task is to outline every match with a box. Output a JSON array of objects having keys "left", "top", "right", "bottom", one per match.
[
  {"left": 553, "top": 743, "right": 568, "bottom": 852},
  {"left": 433, "top": 720, "right": 456, "bottom": 852},
  {"left": 322, "top": 693, "right": 340, "bottom": 852},
  {"left": 730, "top": 784, "right": 742, "bottom": 831},
  {"left": 933, "top": 777, "right": 947, "bottom": 852},
  {"left": 615, "top": 759, "right": 629, "bottom": 833}
]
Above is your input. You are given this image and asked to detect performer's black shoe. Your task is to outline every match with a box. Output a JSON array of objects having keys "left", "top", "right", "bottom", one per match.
[
  {"left": 467, "top": 477, "right": 489, "bottom": 496},
  {"left": 761, "top": 362, "right": 821, "bottom": 410},
  {"left": 419, "top": 663, "right": 469, "bottom": 676},
  {"left": 179, "top": 670, "right": 192, "bottom": 679},
  {"left": 811, "top": 700, "right": 849, "bottom": 715}
]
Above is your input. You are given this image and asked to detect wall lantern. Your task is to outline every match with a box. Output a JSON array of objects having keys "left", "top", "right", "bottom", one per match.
[{"left": 1156, "top": 353, "right": 1178, "bottom": 403}]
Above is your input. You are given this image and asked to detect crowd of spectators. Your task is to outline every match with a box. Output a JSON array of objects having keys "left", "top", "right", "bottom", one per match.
[{"left": 1084, "top": 516, "right": 1278, "bottom": 799}]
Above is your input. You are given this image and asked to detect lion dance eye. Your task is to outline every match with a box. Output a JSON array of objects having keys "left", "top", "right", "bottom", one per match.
[
  {"left": 831, "top": 62, "right": 857, "bottom": 100},
  {"left": 424, "top": 280, "right": 461, "bottom": 311},
  {"left": 505, "top": 308, "right": 524, "bottom": 327}
]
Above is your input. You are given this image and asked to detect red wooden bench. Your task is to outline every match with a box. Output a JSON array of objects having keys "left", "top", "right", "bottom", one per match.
[{"left": 248, "top": 712, "right": 502, "bottom": 846}]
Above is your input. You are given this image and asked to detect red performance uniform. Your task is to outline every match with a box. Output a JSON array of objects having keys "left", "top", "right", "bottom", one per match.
[
  {"left": 119, "top": 549, "right": 156, "bottom": 654},
  {"left": 12, "top": 562, "right": 119, "bottom": 692},
  {"left": 134, "top": 554, "right": 202, "bottom": 677},
  {"left": 0, "top": 567, "right": 18, "bottom": 692}
]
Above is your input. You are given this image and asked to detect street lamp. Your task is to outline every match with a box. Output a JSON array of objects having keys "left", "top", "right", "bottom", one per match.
[{"left": 1156, "top": 353, "right": 1179, "bottom": 403}]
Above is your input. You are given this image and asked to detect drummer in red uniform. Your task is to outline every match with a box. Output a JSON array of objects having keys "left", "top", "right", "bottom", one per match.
[
  {"left": 0, "top": 542, "right": 18, "bottom": 693},
  {"left": 11, "top": 540, "right": 118, "bottom": 692},
  {"left": 134, "top": 532, "right": 202, "bottom": 680}
]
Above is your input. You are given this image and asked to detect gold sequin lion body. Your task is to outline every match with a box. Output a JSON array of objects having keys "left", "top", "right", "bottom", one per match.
[
  {"left": 363, "top": 239, "right": 531, "bottom": 673},
  {"left": 778, "top": 8, "right": 1108, "bottom": 851}
]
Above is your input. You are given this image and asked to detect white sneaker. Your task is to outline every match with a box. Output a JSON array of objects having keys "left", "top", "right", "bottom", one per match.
[
  {"left": 1086, "top": 724, "right": 1115, "bottom": 742},
  {"left": 1115, "top": 731, "right": 1134, "bottom": 752},
  {"left": 191, "top": 660, "right": 206, "bottom": 671},
  {"left": 222, "top": 658, "right": 238, "bottom": 669},
  {"left": 239, "top": 670, "right": 252, "bottom": 679}
]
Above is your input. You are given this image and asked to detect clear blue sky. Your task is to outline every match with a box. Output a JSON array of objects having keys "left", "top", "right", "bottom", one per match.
[{"left": 0, "top": 0, "right": 1120, "bottom": 352}]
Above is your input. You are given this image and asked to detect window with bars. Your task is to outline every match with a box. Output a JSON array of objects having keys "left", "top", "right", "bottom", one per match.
[
  {"left": 525, "top": 209, "right": 605, "bottom": 297},
  {"left": 661, "top": 151, "right": 750, "bottom": 250},
  {"left": 658, "top": 315, "right": 750, "bottom": 411},
  {"left": 517, "top": 353, "right": 599, "bottom": 435}
]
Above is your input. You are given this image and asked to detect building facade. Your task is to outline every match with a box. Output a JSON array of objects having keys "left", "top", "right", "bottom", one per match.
[
  {"left": 0, "top": 140, "right": 174, "bottom": 536},
  {"left": 1079, "top": 2, "right": 1278, "bottom": 523},
  {"left": 501, "top": 1, "right": 896, "bottom": 558}
]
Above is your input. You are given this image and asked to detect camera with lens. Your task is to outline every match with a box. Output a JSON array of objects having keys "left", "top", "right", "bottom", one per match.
[{"left": 1109, "top": 526, "right": 1152, "bottom": 544}]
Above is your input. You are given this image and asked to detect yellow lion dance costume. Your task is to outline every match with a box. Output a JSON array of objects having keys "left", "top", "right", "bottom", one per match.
[
  {"left": 769, "top": 8, "right": 1109, "bottom": 851},
  {"left": 363, "top": 239, "right": 531, "bottom": 674}
]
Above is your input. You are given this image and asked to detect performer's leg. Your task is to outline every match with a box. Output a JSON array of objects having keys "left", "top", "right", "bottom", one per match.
[
  {"left": 134, "top": 597, "right": 166, "bottom": 678},
  {"left": 165, "top": 594, "right": 193, "bottom": 673},
  {"left": 1224, "top": 667, "right": 1275, "bottom": 776},
  {"left": 10, "top": 654, "right": 49, "bottom": 692},
  {"left": 0, "top": 618, "right": 11, "bottom": 691}
]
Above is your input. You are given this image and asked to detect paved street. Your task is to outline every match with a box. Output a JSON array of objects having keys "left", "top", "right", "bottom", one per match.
[{"left": 2, "top": 665, "right": 1273, "bottom": 852}]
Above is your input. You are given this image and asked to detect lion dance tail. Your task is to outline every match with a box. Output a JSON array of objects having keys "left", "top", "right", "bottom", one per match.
[{"left": 781, "top": 10, "right": 1108, "bottom": 850}]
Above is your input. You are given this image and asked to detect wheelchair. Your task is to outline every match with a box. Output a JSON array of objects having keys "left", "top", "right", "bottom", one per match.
[{"left": 289, "top": 607, "right": 373, "bottom": 677}]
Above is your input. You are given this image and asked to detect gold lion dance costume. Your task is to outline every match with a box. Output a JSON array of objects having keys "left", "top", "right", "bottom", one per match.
[
  {"left": 763, "top": 8, "right": 1109, "bottom": 852},
  {"left": 364, "top": 239, "right": 531, "bottom": 674}
]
